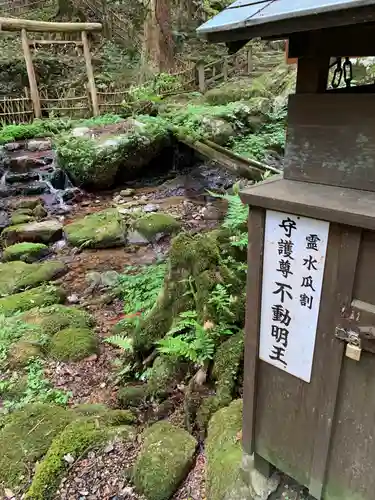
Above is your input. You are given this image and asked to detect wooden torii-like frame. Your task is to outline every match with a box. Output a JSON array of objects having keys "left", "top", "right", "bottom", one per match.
[{"left": 0, "top": 17, "right": 102, "bottom": 118}]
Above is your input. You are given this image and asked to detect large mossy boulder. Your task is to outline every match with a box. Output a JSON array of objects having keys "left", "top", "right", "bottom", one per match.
[
  {"left": 2, "top": 219, "right": 63, "bottom": 245},
  {"left": 0, "top": 260, "right": 66, "bottom": 296},
  {"left": 134, "top": 421, "right": 197, "bottom": 500},
  {"left": 134, "top": 213, "right": 181, "bottom": 242},
  {"left": 0, "top": 284, "right": 65, "bottom": 316},
  {"left": 48, "top": 327, "right": 98, "bottom": 361},
  {"left": 20, "top": 304, "right": 94, "bottom": 336},
  {"left": 206, "top": 399, "right": 243, "bottom": 500},
  {"left": 0, "top": 402, "right": 135, "bottom": 496},
  {"left": 0, "top": 403, "right": 75, "bottom": 490},
  {"left": 56, "top": 116, "right": 171, "bottom": 189},
  {"left": 3, "top": 242, "right": 49, "bottom": 262},
  {"left": 64, "top": 209, "right": 126, "bottom": 248}
]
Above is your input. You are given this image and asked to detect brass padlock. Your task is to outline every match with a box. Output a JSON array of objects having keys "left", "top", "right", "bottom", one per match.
[{"left": 346, "top": 343, "right": 362, "bottom": 361}]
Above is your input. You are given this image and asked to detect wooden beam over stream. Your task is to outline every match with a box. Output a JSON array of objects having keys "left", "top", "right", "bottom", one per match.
[{"left": 180, "top": 138, "right": 281, "bottom": 182}]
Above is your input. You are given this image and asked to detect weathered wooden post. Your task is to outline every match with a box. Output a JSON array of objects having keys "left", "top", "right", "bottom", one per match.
[
  {"left": 197, "top": 61, "right": 206, "bottom": 93},
  {"left": 198, "top": 2, "right": 375, "bottom": 499},
  {"left": 81, "top": 30, "right": 99, "bottom": 117},
  {"left": 21, "top": 28, "right": 41, "bottom": 119}
]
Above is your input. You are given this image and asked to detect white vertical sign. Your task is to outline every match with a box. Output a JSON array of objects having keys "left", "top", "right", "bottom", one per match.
[{"left": 259, "top": 210, "right": 330, "bottom": 383}]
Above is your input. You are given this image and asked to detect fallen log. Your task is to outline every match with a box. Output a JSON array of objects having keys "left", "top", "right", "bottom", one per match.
[{"left": 180, "top": 137, "right": 281, "bottom": 181}]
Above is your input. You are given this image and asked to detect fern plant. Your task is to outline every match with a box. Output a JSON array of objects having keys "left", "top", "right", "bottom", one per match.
[
  {"left": 104, "top": 335, "right": 133, "bottom": 352},
  {"left": 208, "top": 186, "right": 249, "bottom": 249},
  {"left": 118, "top": 262, "right": 166, "bottom": 316},
  {"left": 157, "top": 311, "right": 235, "bottom": 365}
]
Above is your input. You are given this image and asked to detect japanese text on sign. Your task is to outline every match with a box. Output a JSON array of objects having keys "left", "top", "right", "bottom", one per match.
[{"left": 259, "top": 211, "right": 330, "bottom": 382}]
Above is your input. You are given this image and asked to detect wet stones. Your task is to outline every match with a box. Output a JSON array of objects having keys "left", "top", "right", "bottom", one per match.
[{"left": 2, "top": 219, "right": 63, "bottom": 245}]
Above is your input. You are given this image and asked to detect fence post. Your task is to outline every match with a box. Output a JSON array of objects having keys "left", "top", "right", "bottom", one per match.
[
  {"left": 81, "top": 30, "right": 99, "bottom": 116},
  {"left": 247, "top": 46, "right": 253, "bottom": 75},
  {"left": 197, "top": 62, "right": 206, "bottom": 93},
  {"left": 21, "top": 28, "right": 41, "bottom": 119},
  {"left": 223, "top": 57, "right": 229, "bottom": 81}
]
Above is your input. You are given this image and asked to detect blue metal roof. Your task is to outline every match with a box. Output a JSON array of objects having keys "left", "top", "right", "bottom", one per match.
[{"left": 197, "top": 0, "right": 375, "bottom": 35}]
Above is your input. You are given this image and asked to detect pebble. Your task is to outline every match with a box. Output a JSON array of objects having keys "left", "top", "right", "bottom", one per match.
[
  {"left": 143, "top": 203, "right": 160, "bottom": 213},
  {"left": 64, "top": 454, "right": 75, "bottom": 464},
  {"left": 120, "top": 188, "right": 135, "bottom": 197},
  {"left": 67, "top": 293, "right": 80, "bottom": 304}
]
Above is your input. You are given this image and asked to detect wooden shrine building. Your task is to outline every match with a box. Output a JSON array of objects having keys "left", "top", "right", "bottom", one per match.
[{"left": 198, "top": 1, "right": 375, "bottom": 500}]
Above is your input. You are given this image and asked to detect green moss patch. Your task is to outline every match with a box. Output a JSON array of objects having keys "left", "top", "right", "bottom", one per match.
[
  {"left": 0, "top": 260, "right": 66, "bottom": 296},
  {"left": 64, "top": 209, "right": 126, "bottom": 249},
  {"left": 134, "top": 421, "right": 197, "bottom": 500},
  {"left": 0, "top": 285, "right": 65, "bottom": 316},
  {"left": 21, "top": 304, "right": 94, "bottom": 337},
  {"left": 3, "top": 242, "right": 49, "bottom": 262},
  {"left": 134, "top": 213, "right": 181, "bottom": 242},
  {"left": 197, "top": 331, "right": 244, "bottom": 432},
  {"left": 0, "top": 403, "right": 75, "bottom": 490},
  {"left": 10, "top": 213, "right": 35, "bottom": 225},
  {"left": 25, "top": 420, "right": 106, "bottom": 499},
  {"left": 206, "top": 399, "right": 243, "bottom": 500},
  {"left": 48, "top": 327, "right": 98, "bottom": 361}
]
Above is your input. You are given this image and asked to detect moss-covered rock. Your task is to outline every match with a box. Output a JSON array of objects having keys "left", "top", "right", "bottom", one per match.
[
  {"left": 3, "top": 242, "right": 49, "bottom": 262},
  {"left": 10, "top": 213, "right": 35, "bottom": 225},
  {"left": 134, "top": 421, "right": 197, "bottom": 500},
  {"left": 147, "top": 356, "right": 183, "bottom": 398},
  {"left": 33, "top": 204, "right": 48, "bottom": 219},
  {"left": 197, "top": 331, "right": 244, "bottom": 433},
  {"left": 0, "top": 403, "right": 75, "bottom": 489},
  {"left": 10, "top": 197, "right": 45, "bottom": 210},
  {"left": 118, "top": 385, "right": 148, "bottom": 408},
  {"left": 0, "top": 284, "right": 65, "bottom": 316},
  {"left": 25, "top": 419, "right": 134, "bottom": 500},
  {"left": 2, "top": 219, "right": 63, "bottom": 245},
  {"left": 49, "top": 327, "right": 98, "bottom": 361},
  {"left": 20, "top": 304, "right": 94, "bottom": 337},
  {"left": 0, "top": 260, "right": 66, "bottom": 296},
  {"left": 64, "top": 209, "right": 126, "bottom": 248},
  {"left": 134, "top": 213, "right": 181, "bottom": 242},
  {"left": 206, "top": 399, "right": 243, "bottom": 500},
  {"left": 8, "top": 340, "right": 42, "bottom": 367},
  {"left": 56, "top": 116, "right": 171, "bottom": 189}
]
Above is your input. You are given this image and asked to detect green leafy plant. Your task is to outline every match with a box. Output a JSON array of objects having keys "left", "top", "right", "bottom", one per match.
[
  {"left": 208, "top": 185, "right": 249, "bottom": 249},
  {"left": 157, "top": 311, "right": 235, "bottom": 365},
  {"left": 119, "top": 262, "right": 166, "bottom": 316},
  {"left": 104, "top": 335, "right": 133, "bottom": 352},
  {"left": 2, "top": 359, "right": 71, "bottom": 412},
  {"left": 0, "top": 314, "right": 39, "bottom": 367}
]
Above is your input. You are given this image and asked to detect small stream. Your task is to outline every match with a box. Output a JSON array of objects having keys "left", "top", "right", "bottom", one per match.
[{"left": 0, "top": 140, "right": 246, "bottom": 213}]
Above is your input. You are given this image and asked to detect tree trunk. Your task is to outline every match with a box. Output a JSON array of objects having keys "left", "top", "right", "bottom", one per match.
[{"left": 143, "top": 0, "right": 174, "bottom": 73}]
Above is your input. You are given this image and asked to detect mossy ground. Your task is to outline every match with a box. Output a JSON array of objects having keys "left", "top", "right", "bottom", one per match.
[
  {"left": 134, "top": 421, "right": 197, "bottom": 500},
  {"left": 206, "top": 399, "right": 243, "bottom": 500},
  {"left": 3, "top": 242, "right": 49, "bottom": 262},
  {"left": 64, "top": 209, "right": 126, "bottom": 249}
]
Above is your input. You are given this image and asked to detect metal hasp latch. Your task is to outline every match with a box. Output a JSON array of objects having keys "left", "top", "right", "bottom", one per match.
[{"left": 335, "top": 326, "right": 375, "bottom": 361}]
